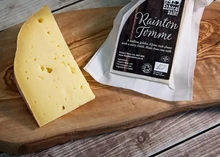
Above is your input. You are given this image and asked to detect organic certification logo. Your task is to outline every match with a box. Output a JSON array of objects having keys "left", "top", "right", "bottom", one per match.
[{"left": 142, "top": 63, "right": 152, "bottom": 74}]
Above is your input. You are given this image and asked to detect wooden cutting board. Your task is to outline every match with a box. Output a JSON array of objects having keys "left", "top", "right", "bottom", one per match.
[{"left": 0, "top": 3, "right": 220, "bottom": 154}]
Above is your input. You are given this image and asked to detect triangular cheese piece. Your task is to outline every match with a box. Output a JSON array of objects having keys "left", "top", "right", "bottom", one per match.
[{"left": 14, "top": 6, "right": 95, "bottom": 127}]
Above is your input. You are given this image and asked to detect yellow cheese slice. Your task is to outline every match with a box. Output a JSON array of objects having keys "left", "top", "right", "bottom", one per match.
[{"left": 14, "top": 6, "right": 95, "bottom": 127}]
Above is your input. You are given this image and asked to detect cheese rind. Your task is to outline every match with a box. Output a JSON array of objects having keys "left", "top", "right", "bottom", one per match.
[{"left": 14, "top": 6, "right": 95, "bottom": 127}]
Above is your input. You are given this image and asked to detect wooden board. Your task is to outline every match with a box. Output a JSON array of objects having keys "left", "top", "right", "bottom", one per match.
[{"left": 0, "top": 3, "right": 219, "bottom": 154}]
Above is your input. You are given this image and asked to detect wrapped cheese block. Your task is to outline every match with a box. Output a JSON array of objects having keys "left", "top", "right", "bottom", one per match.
[{"left": 85, "top": 0, "right": 214, "bottom": 101}]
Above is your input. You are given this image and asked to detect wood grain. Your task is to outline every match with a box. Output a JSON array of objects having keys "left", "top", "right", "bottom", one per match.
[
  {"left": 158, "top": 125, "right": 220, "bottom": 157},
  {"left": 1, "top": 107, "right": 219, "bottom": 157},
  {"left": 0, "top": 2, "right": 219, "bottom": 154},
  {"left": 0, "top": 0, "right": 79, "bottom": 31},
  {"left": 0, "top": 0, "right": 131, "bottom": 31},
  {"left": 54, "top": 0, "right": 131, "bottom": 13}
]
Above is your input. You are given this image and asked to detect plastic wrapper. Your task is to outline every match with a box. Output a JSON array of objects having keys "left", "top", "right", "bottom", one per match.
[{"left": 85, "top": 0, "right": 216, "bottom": 101}]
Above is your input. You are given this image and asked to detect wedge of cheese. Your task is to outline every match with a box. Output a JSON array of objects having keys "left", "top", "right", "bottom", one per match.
[{"left": 14, "top": 6, "right": 95, "bottom": 127}]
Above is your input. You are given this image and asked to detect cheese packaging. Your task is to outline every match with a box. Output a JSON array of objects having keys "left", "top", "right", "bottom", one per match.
[
  {"left": 14, "top": 6, "right": 95, "bottom": 127},
  {"left": 85, "top": 0, "right": 214, "bottom": 101}
]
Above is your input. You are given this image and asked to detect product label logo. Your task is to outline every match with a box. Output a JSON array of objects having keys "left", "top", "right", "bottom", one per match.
[
  {"left": 163, "top": 0, "right": 182, "bottom": 16},
  {"left": 142, "top": 63, "right": 152, "bottom": 74},
  {"left": 161, "top": 56, "right": 170, "bottom": 62},
  {"left": 154, "top": 62, "right": 169, "bottom": 73}
]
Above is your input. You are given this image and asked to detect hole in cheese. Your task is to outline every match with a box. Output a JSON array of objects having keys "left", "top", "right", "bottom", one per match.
[
  {"left": 80, "top": 85, "right": 83, "bottom": 89},
  {"left": 47, "top": 31, "right": 50, "bottom": 34},
  {"left": 57, "top": 45, "right": 60, "bottom": 48},
  {"left": 27, "top": 77, "right": 29, "bottom": 80},
  {"left": 34, "top": 58, "right": 37, "bottom": 61},
  {"left": 46, "top": 67, "right": 53, "bottom": 73},
  {"left": 71, "top": 67, "right": 75, "bottom": 74},
  {"left": 62, "top": 106, "right": 65, "bottom": 110},
  {"left": 62, "top": 54, "right": 65, "bottom": 57},
  {"left": 40, "top": 66, "right": 45, "bottom": 71},
  {"left": 61, "top": 61, "right": 66, "bottom": 67},
  {"left": 67, "top": 63, "right": 75, "bottom": 74},
  {"left": 38, "top": 18, "right": 44, "bottom": 23},
  {"left": 38, "top": 76, "right": 44, "bottom": 80}
]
